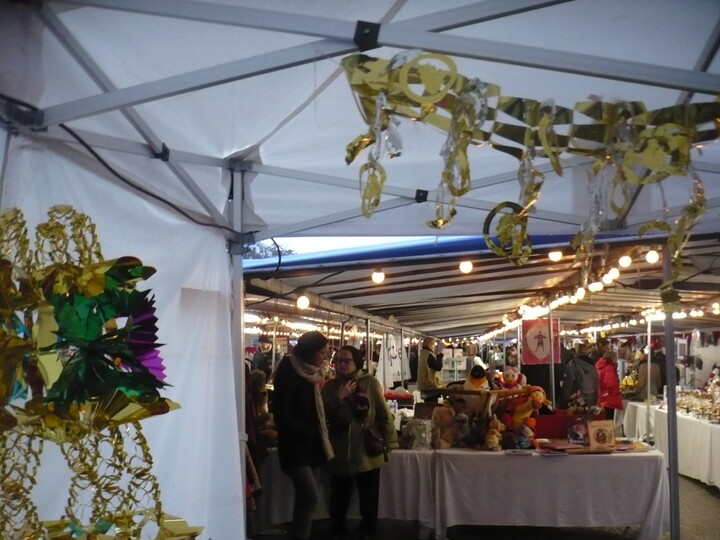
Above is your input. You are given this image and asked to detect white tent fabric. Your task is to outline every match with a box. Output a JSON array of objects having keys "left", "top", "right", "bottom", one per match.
[
  {"left": 0, "top": 138, "right": 242, "bottom": 537},
  {"left": 2, "top": 1, "right": 720, "bottom": 538}
]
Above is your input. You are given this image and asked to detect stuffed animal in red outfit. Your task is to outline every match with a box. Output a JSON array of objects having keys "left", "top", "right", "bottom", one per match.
[{"left": 502, "top": 365, "right": 527, "bottom": 389}]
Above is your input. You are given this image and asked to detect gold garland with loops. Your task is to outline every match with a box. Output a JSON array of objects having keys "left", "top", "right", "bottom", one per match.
[{"left": 0, "top": 429, "right": 44, "bottom": 539}]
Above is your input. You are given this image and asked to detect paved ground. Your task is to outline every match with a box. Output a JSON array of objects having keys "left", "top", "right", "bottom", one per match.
[{"left": 252, "top": 475, "right": 720, "bottom": 539}]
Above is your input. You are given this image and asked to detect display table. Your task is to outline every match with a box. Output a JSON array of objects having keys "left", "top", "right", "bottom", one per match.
[
  {"left": 257, "top": 447, "right": 669, "bottom": 540},
  {"left": 623, "top": 401, "right": 658, "bottom": 441},
  {"left": 433, "top": 449, "right": 669, "bottom": 540},
  {"left": 653, "top": 407, "right": 720, "bottom": 488}
]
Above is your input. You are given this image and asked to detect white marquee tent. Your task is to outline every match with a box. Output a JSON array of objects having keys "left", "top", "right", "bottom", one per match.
[{"left": 2, "top": 1, "right": 720, "bottom": 538}]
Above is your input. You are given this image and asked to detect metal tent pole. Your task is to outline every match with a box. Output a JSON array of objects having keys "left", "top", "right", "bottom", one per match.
[
  {"left": 662, "top": 246, "right": 681, "bottom": 540},
  {"left": 548, "top": 312, "right": 556, "bottom": 408},
  {"left": 646, "top": 318, "right": 652, "bottom": 441}
]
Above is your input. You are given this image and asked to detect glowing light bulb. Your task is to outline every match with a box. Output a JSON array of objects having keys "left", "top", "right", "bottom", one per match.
[
  {"left": 645, "top": 250, "right": 659, "bottom": 264},
  {"left": 459, "top": 260, "right": 473, "bottom": 274},
  {"left": 575, "top": 286, "right": 586, "bottom": 300},
  {"left": 296, "top": 294, "right": 310, "bottom": 310},
  {"left": 608, "top": 267, "right": 620, "bottom": 280},
  {"left": 548, "top": 250, "right": 563, "bottom": 262},
  {"left": 371, "top": 269, "right": 385, "bottom": 284},
  {"left": 619, "top": 255, "right": 632, "bottom": 268}
]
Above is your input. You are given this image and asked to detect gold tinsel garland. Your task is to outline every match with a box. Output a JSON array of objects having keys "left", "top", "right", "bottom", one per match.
[{"left": 342, "top": 50, "right": 719, "bottom": 305}]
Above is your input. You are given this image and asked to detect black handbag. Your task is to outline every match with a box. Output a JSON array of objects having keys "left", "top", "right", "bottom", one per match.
[{"left": 363, "top": 424, "right": 387, "bottom": 458}]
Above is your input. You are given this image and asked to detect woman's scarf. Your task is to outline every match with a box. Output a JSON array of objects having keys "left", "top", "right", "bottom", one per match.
[{"left": 289, "top": 354, "right": 335, "bottom": 460}]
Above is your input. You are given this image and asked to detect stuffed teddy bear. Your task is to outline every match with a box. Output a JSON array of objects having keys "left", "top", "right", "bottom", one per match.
[
  {"left": 502, "top": 365, "right": 527, "bottom": 390},
  {"left": 431, "top": 404, "right": 456, "bottom": 449}
]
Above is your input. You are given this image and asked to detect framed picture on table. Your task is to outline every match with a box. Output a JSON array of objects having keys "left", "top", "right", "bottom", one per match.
[{"left": 588, "top": 419, "right": 616, "bottom": 451}]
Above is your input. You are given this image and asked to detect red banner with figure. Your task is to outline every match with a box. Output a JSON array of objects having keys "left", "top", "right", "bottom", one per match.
[{"left": 522, "top": 319, "right": 560, "bottom": 365}]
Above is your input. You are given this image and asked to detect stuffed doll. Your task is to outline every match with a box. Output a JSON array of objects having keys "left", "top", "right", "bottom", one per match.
[
  {"left": 502, "top": 365, "right": 527, "bottom": 389},
  {"left": 431, "top": 404, "right": 456, "bottom": 449}
]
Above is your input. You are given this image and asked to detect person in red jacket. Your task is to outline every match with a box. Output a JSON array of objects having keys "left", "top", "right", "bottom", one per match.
[{"left": 595, "top": 350, "right": 623, "bottom": 419}]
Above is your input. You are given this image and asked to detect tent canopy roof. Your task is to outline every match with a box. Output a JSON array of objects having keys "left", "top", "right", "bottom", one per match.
[{"left": 3, "top": 0, "right": 720, "bottom": 338}]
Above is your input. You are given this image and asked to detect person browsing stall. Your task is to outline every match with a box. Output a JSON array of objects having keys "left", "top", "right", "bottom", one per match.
[
  {"left": 272, "top": 331, "right": 334, "bottom": 540},
  {"left": 252, "top": 334, "right": 283, "bottom": 380},
  {"left": 322, "top": 345, "right": 398, "bottom": 539},
  {"left": 417, "top": 336, "right": 444, "bottom": 402},
  {"left": 595, "top": 349, "right": 623, "bottom": 419}
]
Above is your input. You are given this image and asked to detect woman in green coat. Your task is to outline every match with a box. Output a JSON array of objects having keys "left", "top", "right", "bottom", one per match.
[{"left": 322, "top": 345, "right": 398, "bottom": 539}]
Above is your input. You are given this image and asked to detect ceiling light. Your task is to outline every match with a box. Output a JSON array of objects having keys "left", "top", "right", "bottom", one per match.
[
  {"left": 619, "top": 255, "right": 632, "bottom": 268},
  {"left": 575, "top": 286, "right": 586, "bottom": 300},
  {"left": 607, "top": 267, "right": 620, "bottom": 280},
  {"left": 371, "top": 269, "right": 385, "bottom": 284},
  {"left": 588, "top": 280, "right": 604, "bottom": 293},
  {"left": 645, "top": 250, "right": 660, "bottom": 264},
  {"left": 548, "top": 250, "right": 563, "bottom": 262},
  {"left": 602, "top": 273, "right": 613, "bottom": 285},
  {"left": 296, "top": 293, "right": 310, "bottom": 310},
  {"left": 459, "top": 260, "right": 473, "bottom": 274}
]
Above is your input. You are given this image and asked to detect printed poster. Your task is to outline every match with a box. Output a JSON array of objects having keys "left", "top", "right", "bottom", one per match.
[{"left": 521, "top": 319, "right": 560, "bottom": 365}]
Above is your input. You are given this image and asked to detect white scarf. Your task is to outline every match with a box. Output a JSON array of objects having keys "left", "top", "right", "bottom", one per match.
[{"left": 289, "top": 354, "right": 335, "bottom": 461}]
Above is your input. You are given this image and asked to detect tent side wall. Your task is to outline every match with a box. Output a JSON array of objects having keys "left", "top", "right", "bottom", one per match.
[{"left": 0, "top": 132, "right": 244, "bottom": 538}]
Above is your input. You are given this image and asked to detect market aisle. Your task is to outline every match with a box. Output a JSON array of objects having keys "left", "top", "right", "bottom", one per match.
[{"left": 253, "top": 475, "right": 719, "bottom": 539}]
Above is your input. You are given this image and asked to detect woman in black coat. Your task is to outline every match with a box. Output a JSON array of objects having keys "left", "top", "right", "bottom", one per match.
[{"left": 272, "top": 331, "right": 333, "bottom": 540}]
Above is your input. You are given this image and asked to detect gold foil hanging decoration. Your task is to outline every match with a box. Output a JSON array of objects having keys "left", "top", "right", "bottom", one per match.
[
  {"left": 0, "top": 429, "right": 44, "bottom": 539},
  {"left": 342, "top": 52, "right": 719, "bottom": 276},
  {"left": 0, "top": 205, "right": 201, "bottom": 538}
]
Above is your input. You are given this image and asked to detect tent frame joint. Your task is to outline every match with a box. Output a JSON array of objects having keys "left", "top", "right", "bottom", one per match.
[
  {"left": 414, "top": 189, "right": 429, "bottom": 203},
  {"left": 152, "top": 142, "right": 170, "bottom": 162},
  {"left": 354, "top": 20, "right": 381, "bottom": 51},
  {"left": 1, "top": 98, "right": 45, "bottom": 132},
  {"left": 228, "top": 231, "right": 257, "bottom": 255}
]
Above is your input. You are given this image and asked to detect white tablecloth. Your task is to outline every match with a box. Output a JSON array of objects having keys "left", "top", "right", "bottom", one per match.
[
  {"left": 653, "top": 407, "right": 720, "bottom": 488},
  {"left": 433, "top": 449, "right": 669, "bottom": 540},
  {"left": 623, "top": 401, "right": 658, "bottom": 441},
  {"left": 257, "top": 448, "right": 669, "bottom": 540}
]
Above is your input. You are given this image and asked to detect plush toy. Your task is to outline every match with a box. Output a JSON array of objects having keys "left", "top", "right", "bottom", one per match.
[
  {"left": 453, "top": 413, "right": 472, "bottom": 448},
  {"left": 482, "top": 428, "right": 502, "bottom": 451},
  {"left": 431, "top": 404, "right": 456, "bottom": 449},
  {"left": 510, "top": 385, "right": 551, "bottom": 431},
  {"left": 462, "top": 365, "right": 490, "bottom": 416},
  {"left": 502, "top": 365, "right": 527, "bottom": 389},
  {"left": 513, "top": 422, "right": 535, "bottom": 449}
]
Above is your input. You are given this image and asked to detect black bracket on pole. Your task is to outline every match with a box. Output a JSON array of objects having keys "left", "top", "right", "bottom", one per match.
[
  {"left": 414, "top": 189, "right": 429, "bottom": 203},
  {"left": 153, "top": 143, "right": 170, "bottom": 162},
  {"left": 354, "top": 20, "right": 380, "bottom": 51}
]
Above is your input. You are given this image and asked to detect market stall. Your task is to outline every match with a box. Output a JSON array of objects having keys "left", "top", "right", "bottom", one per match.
[{"left": 654, "top": 408, "right": 720, "bottom": 489}]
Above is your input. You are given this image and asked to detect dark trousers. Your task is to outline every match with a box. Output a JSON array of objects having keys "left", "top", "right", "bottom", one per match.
[
  {"left": 329, "top": 467, "right": 381, "bottom": 535},
  {"left": 283, "top": 465, "right": 320, "bottom": 539}
]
